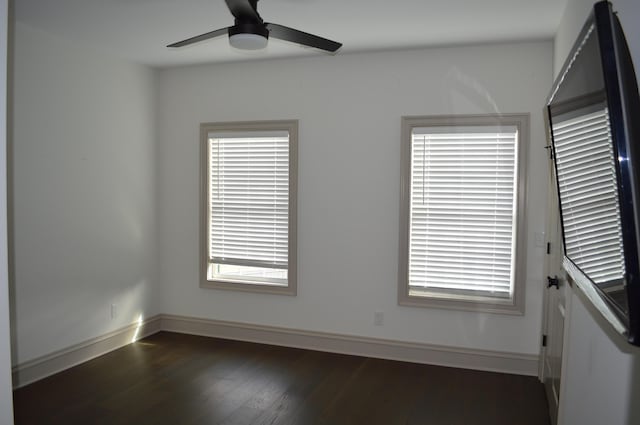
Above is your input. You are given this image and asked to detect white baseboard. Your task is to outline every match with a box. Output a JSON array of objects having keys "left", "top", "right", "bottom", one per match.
[
  {"left": 12, "top": 314, "right": 539, "bottom": 388},
  {"left": 161, "top": 314, "right": 539, "bottom": 376},
  {"left": 12, "top": 315, "right": 163, "bottom": 388}
]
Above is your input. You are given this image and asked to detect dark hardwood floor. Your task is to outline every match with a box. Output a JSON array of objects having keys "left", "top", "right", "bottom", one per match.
[{"left": 13, "top": 332, "right": 550, "bottom": 425}]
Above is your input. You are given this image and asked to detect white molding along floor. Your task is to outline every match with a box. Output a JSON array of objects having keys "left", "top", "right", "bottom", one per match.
[{"left": 12, "top": 314, "right": 539, "bottom": 388}]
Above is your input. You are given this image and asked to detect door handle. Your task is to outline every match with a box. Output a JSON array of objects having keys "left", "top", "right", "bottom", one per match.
[{"left": 547, "top": 275, "right": 560, "bottom": 289}]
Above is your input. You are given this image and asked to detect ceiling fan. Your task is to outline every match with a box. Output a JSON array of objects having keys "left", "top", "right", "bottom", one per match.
[{"left": 167, "top": 0, "right": 342, "bottom": 53}]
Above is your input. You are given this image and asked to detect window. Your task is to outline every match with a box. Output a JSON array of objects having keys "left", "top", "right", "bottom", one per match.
[
  {"left": 200, "top": 120, "right": 297, "bottom": 295},
  {"left": 398, "top": 114, "right": 528, "bottom": 314}
]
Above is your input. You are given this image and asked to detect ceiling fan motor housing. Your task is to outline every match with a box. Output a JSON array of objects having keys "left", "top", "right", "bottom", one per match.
[{"left": 229, "top": 22, "right": 269, "bottom": 39}]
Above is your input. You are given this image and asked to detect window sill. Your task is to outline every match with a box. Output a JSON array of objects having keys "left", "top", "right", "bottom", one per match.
[
  {"left": 200, "top": 279, "right": 297, "bottom": 296},
  {"left": 398, "top": 292, "right": 524, "bottom": 315}
]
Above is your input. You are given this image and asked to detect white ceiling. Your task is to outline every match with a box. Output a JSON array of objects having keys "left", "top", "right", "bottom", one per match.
[{"left": 15, "top": 0, "right": 568, "bottom": 68}]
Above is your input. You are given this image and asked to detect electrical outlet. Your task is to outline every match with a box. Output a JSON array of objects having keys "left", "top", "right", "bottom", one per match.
[
  {"left": 110, "top": 303, "right": 117, "bottom": 319},
  {"left": 374, "top": 311, "right": 384, "bottom": 326}
]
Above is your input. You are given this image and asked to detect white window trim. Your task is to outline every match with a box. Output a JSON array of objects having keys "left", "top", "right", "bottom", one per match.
[
  {"left": 398, "top": 114, "right": 529, "bottom": 314},
  {"left": 200, "top": 120, "right": 298, "bottom": 296}
]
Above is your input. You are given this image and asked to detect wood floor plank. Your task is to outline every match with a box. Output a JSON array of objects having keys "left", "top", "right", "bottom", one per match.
[{"left": 13, "top": 331, "right": 550, "bottom": 425}]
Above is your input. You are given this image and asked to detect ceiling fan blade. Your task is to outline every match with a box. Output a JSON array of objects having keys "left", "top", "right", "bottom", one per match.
[
  {"left": 265, "top": 23, "right": 342, "bottom": 53},
  {"left": 167, "top": 27, "right": 230, "bottom": 48},
  {"left": 225, "top": 0, "right": 262, "bottom": 23}
]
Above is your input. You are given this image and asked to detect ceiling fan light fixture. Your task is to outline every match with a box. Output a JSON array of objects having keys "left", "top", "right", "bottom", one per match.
[
  {"left": 228, "top": 23, "right": 269, "bottom": 50},
  {"left": 229, "top": 32, "right": 268, "bottom": 50}
]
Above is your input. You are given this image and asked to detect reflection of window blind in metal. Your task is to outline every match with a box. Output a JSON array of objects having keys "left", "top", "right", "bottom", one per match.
[
  {"left": 409, "top": 127, "right": 518, "bottom": 298},
  {"left": 208, "top": 133, "right": 289, "bottom": 269},
  {"left": 553, "top": 109, "right": 625, "bottom": 284}
]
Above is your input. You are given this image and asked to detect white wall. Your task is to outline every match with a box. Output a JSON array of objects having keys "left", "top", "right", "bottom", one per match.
[
  {"left": 0, "top": 0, "right": 13, "bottom": 421},
  {"left": 157, "top": 41, "right": 553, "bottom": 355},
  {"left": 553, "top": 1, "right": 640, "bottom": 424},
  {"left": 11, "top": 23, "right": 159, "bottom": 364}
]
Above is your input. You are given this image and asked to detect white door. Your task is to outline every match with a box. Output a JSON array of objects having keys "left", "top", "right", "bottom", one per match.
[{"left": 540, "top": 147, "right": 567, "bottom": 425}]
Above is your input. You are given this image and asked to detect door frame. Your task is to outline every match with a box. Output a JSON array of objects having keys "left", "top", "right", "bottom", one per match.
[{"left": 539, "top": 123, "right": 568, "bottom": 425}]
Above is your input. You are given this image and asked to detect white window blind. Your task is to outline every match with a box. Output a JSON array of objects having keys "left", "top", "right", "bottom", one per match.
[
  {"left": 553, "top": 109, "right": 625, "bottom": 284},
  {"left": 408, "top": 126, "right": 518, "bottom": 299},
  {"left": 208, "top": 131, "right": 290, "bottom": 283}
]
